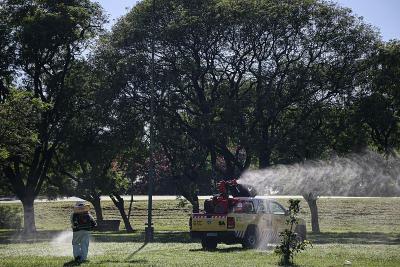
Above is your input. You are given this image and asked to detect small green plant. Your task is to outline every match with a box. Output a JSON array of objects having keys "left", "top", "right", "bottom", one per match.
[
  {"left": 275, "top": 199, "right": 312, "bottom": 266},
  {"left": 0, "top": 206, "right": 22, "bottom": 229}
]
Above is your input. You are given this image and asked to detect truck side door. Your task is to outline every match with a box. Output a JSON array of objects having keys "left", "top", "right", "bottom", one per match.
[
  {"left": 257, "top": 200, "right": 272, "bottom": 230},
  {"left": 270, "top": 201, "right": 287, "bottom": 234},
  {"left": 232, "top": 200, "right": 257, "bottom": 232}
]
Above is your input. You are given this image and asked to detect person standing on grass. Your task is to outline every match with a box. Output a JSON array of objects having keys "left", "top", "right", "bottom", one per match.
[{"left": 71, "top": 201, "right": 97, "bottom": 262}]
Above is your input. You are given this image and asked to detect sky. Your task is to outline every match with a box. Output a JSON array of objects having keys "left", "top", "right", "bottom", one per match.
[{"left": 96, "top": 0, "right": 400, "bottom": 41}]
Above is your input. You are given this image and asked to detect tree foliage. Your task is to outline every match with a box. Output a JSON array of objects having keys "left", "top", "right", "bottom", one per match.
[
  {"left": 1, "top": 0, "right": 399, "bottom": 235},
  {"left": 357, "top": 40, "right": 400, "bottom": 155},
  {"left": 109, "top": 0, "right": 379, "bottom": 179},
  {"left": 0, "top": 0, "right": 105, "bottom": 233}
]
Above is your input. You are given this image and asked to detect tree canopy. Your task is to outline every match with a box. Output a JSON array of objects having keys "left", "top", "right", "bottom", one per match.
[
  {"left": 108, "top": 0, "right": 379, "bottom": 177},
  {"left": 0, "top": 0, "right": 105, "bottom": 233},
  {"left": 1, "top": 0, "right": 399, "bottom": 234}
]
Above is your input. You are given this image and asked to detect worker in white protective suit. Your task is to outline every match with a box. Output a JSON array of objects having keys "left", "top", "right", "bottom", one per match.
[{"left": 71, "top": 201, "right": 97, "bottom": 262}]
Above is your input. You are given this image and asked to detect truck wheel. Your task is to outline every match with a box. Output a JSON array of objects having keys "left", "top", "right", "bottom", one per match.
[
  {"left": 295, "top": 225, "right": 306, "bottom": 242},
  {"left": 201, "top": 237, "right": 217, "bottom": 250},
  {"left": 242, "top": 226, "right": 259, "bottom": 249}
]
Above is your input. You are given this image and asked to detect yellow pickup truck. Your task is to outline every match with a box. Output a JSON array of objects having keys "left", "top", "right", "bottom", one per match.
[{"left": 189, "top": 197, "right": 306, "bottom": 250}]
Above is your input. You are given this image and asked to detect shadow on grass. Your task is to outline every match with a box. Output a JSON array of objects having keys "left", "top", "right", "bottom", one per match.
[
  {"left": 92, "top": 231, "right": 192, "bottom": 243},
  {"left": 309, "top": 232, "right": 400, "bottom": 245},
  {"left": 0, "top": 230, "right": 65, "bottom": 244},
  {"left": 1, "top": 230, "right": 399, "bottom": 246},
  {"left": 189, "top": 246, "right": 244, "bottom": 253},
  {"left": 96, "top": 259, "right": 148, "bottom": 265},
  {"left": 0, "top": 230, "right": 192, "bottom": 244},
  {"left": 277, "top": 262, "right": 301, "bottom": 267},
  {"left": 126, "top": 242, "right": 148, "bottom": 259},
  {"left": 63, "top": 259, "right": 93, "bottom": 266},
  {"left": 97, "top": 241, "right": 148, "bottom": 264},
  {"left": 63, "top": 259, "right": 81, "bottom": 267},
  {"left": 190, "top": 245, "right": 277, "bottom": 253}
]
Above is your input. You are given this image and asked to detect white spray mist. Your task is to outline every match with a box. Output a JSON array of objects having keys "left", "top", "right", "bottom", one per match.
[
  {"left": 49, "top": 230, "right": 101, "bottom": 257},
  {"left": 51, "top": 231, "right": 73, "bottom": 244},
  {"left": 239, "top": 150, "right": 400, "bottom": 197},
  {"left": 238, "top": 150, "right": 400, "bottom": 249},
  {"left": 49, "top": 231, "right": 73, "bottom": 256}
]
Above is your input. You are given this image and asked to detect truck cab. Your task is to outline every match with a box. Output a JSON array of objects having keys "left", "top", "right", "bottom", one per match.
[{"left": 189, "top": 196, "right": 307, "bottom": 250}]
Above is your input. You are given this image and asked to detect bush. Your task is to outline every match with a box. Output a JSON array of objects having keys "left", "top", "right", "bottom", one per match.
[
  {"left": 176, "top": 196, "right": 189, "bottom": 208},
  {"left": 0, "top": 206, "right": 22, "bottom": 229},
  {"left": 275, "top": 199, "right": 312, "bottom": 266}
]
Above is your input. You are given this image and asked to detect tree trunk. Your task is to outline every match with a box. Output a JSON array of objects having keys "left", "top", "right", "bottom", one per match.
[
  {"left": 3, "top": 165, "right": 38, "bottom": 234},
  {"left": 90, "top": 195, "right": 104, "bottom": 222},
  {"left": 258, "top": 147, "right": 271, "bottom": 169},
  {"left": 303, "top": 193, "right": 320, "bottom": 233},
  {"left": 176, "top": 179, "right": 199, "bottom": 213},
  {"left": 191, "top": 195, "right": 199, "bottom": 213},
  {"left": 223, "top": 156, "right": 235, "bottom": 178},
  {"left": 127, "top": 190, "right": 134, "bottom": 221},
  {"left": 21, "top": 196, "right": 36, "bottom": 234},
  {"left": 180, "top": 192, "right": 199, "bottom": 213},
  {"left": 110, "top": 193, "right": 134, "bottom": 233}
]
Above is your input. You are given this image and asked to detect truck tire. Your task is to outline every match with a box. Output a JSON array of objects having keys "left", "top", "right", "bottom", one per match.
[
  {"left": 201, "top": 237, "right": 217, "bottom": 250},
  {"left": 295, "top": 224, "right": 306, "bottom": 242},
  {"left": 242, "top": 226, "right": 259, "bottom": 249}
]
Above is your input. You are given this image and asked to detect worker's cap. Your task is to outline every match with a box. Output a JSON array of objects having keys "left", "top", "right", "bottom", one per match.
[{"left": 73, "top": 201, "right": 90, "bottom": 213}]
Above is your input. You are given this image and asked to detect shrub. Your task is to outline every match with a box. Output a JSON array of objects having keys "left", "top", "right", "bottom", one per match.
[
  {"left": 275, "top": 199, "right": 312, "bottom": 266},
  {"left": 176, "top": 196, "right": 189, "bottom": 208},
  {"left": 0, "top": 205, "right": 22, "bottom": 229}
]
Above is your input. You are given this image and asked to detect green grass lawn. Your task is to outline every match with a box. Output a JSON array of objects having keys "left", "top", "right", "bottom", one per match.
[{"left": 0, "top": 197, "right": 400, "bottom": 266}]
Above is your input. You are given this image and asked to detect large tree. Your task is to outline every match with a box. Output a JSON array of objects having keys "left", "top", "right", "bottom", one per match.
[
  {"left": 0, "top": 0, "right": 104, "bottom": 233},
  {"left": 50, "top": 45, "right": 147, "bottom": 232},
  {"left": 108, "top": 0, "right": 378, "bottom": 182},
  {"left": 0, "top": 89, "right": 49, "bottom": 195},
  {"left": 155, "top": 114, "right": 211, "bottom": 212},
  {"left": 0, "top": 5, "right": 14, "bottom": 102},
  {"left": 357, "top": 40, "right": 400, "bottom": 155},
  {"left": 106, "top": 0, "right": 381, "bottom": 234}
]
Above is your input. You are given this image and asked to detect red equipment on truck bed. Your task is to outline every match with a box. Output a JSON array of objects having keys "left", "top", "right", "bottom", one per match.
[{"left": 203, "top": 179, "right": 257, "bottom": 214}]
